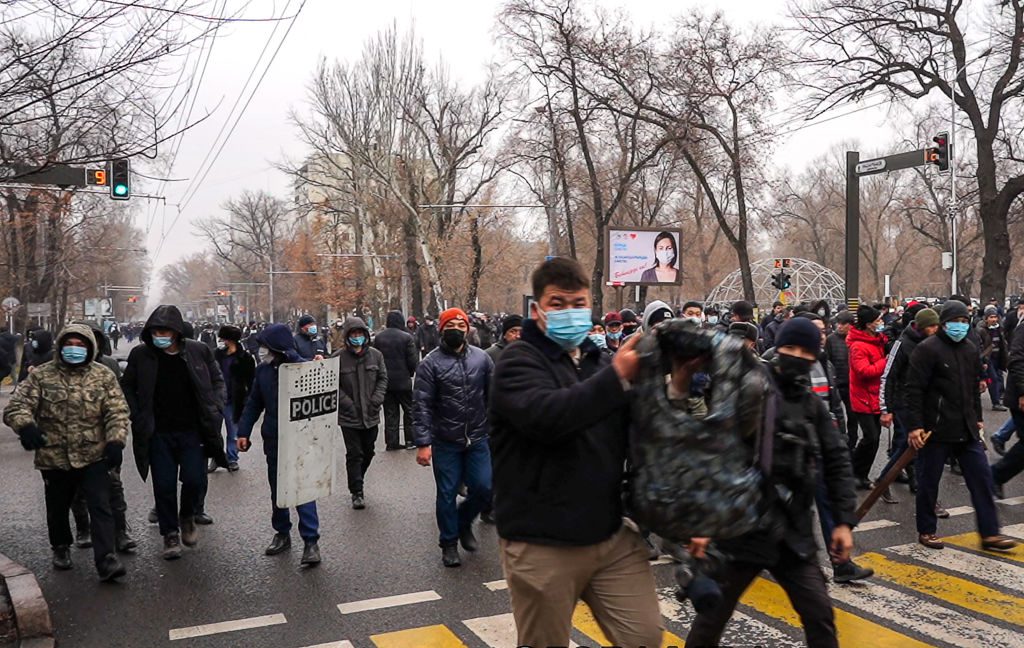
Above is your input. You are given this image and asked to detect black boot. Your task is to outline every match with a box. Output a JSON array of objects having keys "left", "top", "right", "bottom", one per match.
[
  {"left": 52, "top": 546, "right": 72, "bottom": 570},
  {"left": 162, "top": 533, "right": 182, "bottom": 560},
  {"left": 147, "top": 507, "right": 158, "bottom": 524},
  {"left": 833, "top": 560, "right": 874, "bottom": 583},
  {"left": 265, "top": 533, "right": 291, "bottom": 556},
  {"left": 441, "top": 545, "right": 461, "bottom": 567},
  {"left": 351, "top": 493, "right": 365, "bottom": 510},
  {"left": 97, "top": 553, "right": 127, "bottom": 582},
  {"left": 459, "top": 525, "right": 478, "bottom": 552},
  {"left": 301, "top": 540, "right": 321, "bottom": 566},
  {"left": 115, "top": 525, "right": 138, "bottom": 554},
  {"left": 180, "top": 516, "right": 198, "bottom": 547},
  {"left": 194, "top": 512, "right": 214, "bottom": 525},
  {"left": 75, "top": 528, "right": 92, "bottom": 549}
]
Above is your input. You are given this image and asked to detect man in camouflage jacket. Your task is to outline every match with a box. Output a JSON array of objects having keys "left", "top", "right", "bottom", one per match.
[{"left": 3, "top": 323, "right": 131, "bottom": 582}]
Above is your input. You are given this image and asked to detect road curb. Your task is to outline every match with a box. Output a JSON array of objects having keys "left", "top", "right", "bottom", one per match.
[{"left": 0, "top": 552, "right": 53, "bottom": 647}]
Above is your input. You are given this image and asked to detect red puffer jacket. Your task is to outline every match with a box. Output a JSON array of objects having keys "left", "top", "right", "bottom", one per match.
[{"left": 847, "top": 326, "right": 888, "bottom": 414}]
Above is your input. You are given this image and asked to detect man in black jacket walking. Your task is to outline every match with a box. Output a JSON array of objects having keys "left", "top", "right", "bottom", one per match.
[
  {"left": 489, "top": 257, "right": 660, "bottom": 648},
  {"left": 374, "top": 311, "right": 419, "bottom": 450},
  {"left": 991, "top": 304, "right": 1024, "bottom": 498},
  {"left": 121, "top": 305, "right": 228, "bottom": 560},
  {"left": 905, "top": 300, "right": 1016, "bottom": 551},
  {"left": 825, "top": 310, "right": 857, "bottom": 450},
  {"left": 210, "top": 325, "right": 255, "bottom": 473}
]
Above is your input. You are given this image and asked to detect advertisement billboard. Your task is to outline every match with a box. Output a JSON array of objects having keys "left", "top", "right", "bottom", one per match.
[{"left": 606, "top": 227, "right": 683, "bottom": 285}]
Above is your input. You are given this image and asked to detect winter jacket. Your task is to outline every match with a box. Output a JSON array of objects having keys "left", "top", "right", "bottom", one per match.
[
  {"left": 904, "top": 329, "right": 983, "bottom": 443},
  {"left": 489, "top": 319, "right": 630, "bottom": 546},
  {"left": 762, "top": 316, "right": 784, "bottom": 350},
  {"left": 121, "top": 305, "right": 227, "bottom": 480},
  {"left": 4, "top": 324, "right": 129, "bottom": 471},
  {"left": 19, "top": 330, "right": 54, "bottom": 380},
  {"left": 485, "top": 339, "right": 509, "bottom": 364},
  {"left": 412, "top": 340, "right": 493, "bottom": 447},
  {"left": 976, "top": 322, "right": 1008, "bottom": 368},
  {"left": 762, "top": 348, "right": 845, "bottom": 429},
  {"left": 1004, "top": 320, "right": 1024, "bottom": 409},
  {"left": 879, "top": 325, "right": 925, "bottom": 416},
  {"left": 824, "top": 331, "right": 850, "bottom": 390},
  {"left": 373, "top": 311, "right": 419, "bottom": 393},
  {"left": 417, "top": 323, "right": 440, "bottom": 356},
  {"left": 332, "top": 317, "right": 388, "bottom": 429},
  {"left": 89, "top": 327, "right": 122, "bottom": 381},
  {"left": 293, "top": 329, "right": 327, "bottom": 361},
  {"left": 846, "top": 327, "right": 887, "bottom": 414},
  {"left": 328, "top": 323, "right": 346, "bottom": 354},
  {"left": 214, "top": 346, "right": 256, "bottom": 423},
  {"left": 236, "top": 357, "right": 297, "bottom": 456}
]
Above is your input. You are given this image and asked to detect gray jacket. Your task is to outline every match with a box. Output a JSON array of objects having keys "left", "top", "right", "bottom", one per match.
[{"left": 332, "top": 317, "right": 388, "bottom": 430}]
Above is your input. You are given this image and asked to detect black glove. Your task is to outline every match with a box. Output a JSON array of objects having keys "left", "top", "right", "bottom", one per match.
[
  {"left": 17, "top": 424, "right": 46, "bottom": 451},
  {"left": 103, "top": 442, "right": 124, "bottom": 469}
]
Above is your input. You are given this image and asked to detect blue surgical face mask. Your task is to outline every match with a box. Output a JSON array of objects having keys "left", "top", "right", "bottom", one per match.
[
  {"left": 588, "top": 333, "right": 608, "bottom": 349},
  {"left": 307, "top": 325, "right": 318, "bottom": 336},
  {"left": 31, "top": 339, "right": 39, "bottom": 350},
  {"left": 348, "top": 335, "right": 366, "bottom": 347},
  {"left": 945, "top": 321, "right": 970, "bottom": 342},
  {"left": 61, "top": 346, "right": 88, "bottom": 365},
  {"left": 875, "top": 322, "right": 886, "bottom": 333},
  {"left": 707, "top": 316, "right": 719, "bottom": 325},
  {"left": 606, "top": 330, "right": 622, "bottom": 341},
  {"left": 539, "top": 307, "right": 592, "bottom": 350},
  {"left": 152, "top": 335, "right": 173, "bottom": 349}
]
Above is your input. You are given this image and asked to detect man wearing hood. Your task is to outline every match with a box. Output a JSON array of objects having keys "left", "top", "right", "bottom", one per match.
[
  {"left": 211, "top": 325, "right": 255, "bottom": 473},
  {"left": 237, "top": 324, "right": 322, "bottom": 565},
  {"left": 332, "top": 317, "right": 388, "bottom": 509},
  {"left": 4, "top": 324, "right": 130, "bottom": 581},
  {"left": 293, "top": 314, "right": 327, "bottom": 361},
  {"left": 417, "top": 316, "right": 440, "bottom": 358},
  {"left": 641, "top": 300, "right": 675, "bottom": 332},
  {"left": 121, "top": 305, "right": 228, "bottom": 560},
  {"left": 373, "top": 310, "right": 419, "bottom": 450}
]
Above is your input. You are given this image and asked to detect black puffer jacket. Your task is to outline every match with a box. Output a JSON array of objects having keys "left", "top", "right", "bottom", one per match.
[
  {"left": 904, "top": 329, "right": 983, "bottom": 443},
  {"left": 1004, "top": 321, "right": 1024, "bottom": 409},
  {"left": 215, "top": 346, "right": 256, "bottom": 423},
  {"left": 824, "top": 331, "right": 850, "bottom": 390},
  {"left": 333, "top": 317, "right": 388, "bottom": 429},
  {"left": 373, "top": 311, "right": 419, "bottom": 392},
  {"left": 879, "top": 325, "right": 925, "bottom": 416},
  {"left": 412, "top": 341, "right": 492, "bottom": 447},
  {"left": 121, "top": 305, "right": 227, "bottom": 479}
]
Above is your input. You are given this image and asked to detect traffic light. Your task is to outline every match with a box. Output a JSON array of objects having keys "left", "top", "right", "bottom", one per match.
[
  {"left": 109, "top": 159, "right": 130, "bottom": 200},
  {"left": 216, "top": 290, "right": 230, "bottom": 297},
  {"left": 928, "top": 131, "right": 949, "bottom": 172},
  {"left": 772, "top": 271, "right": 792, "bottom": 290}
]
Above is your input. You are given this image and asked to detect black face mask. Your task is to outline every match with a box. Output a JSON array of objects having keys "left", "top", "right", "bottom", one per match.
[
  {"left": 775, "top": 353, "right": 814, "bottom": 384},
  {"left": 442, "top": 329, "right": 466, "bottom": 350}
]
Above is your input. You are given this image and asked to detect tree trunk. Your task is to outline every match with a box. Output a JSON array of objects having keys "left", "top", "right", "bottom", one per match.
[
  {"left": 403, "top": 215, "right": 424, "bottom": 318},
  {"left": 736, "top": 241, "right": 755, "bottom": 304},
  {"left": 467, "top": 215, "right": 483, "bottom": 311},
  {"left": 592, "top": 224, "right": 606, "bottom": 314}
]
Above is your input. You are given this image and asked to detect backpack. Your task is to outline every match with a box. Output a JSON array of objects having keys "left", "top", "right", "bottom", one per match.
[{"left": 628, "top": 321, "right": 765, "bottom": 541}]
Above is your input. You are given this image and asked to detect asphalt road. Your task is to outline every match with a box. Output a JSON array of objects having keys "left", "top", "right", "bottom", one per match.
[{"left": 1, "top": 380, "right": 1023, "bottom": 647}]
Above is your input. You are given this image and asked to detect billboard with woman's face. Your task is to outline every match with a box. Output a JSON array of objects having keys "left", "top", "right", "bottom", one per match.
[{"left": 605, "top": 228, "right": 683, "bottom": 285}]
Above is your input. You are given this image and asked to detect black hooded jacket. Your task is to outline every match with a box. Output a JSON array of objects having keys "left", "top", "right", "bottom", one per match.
[
  {"left": 121, "top": 305, "right": 227, "bottom": 479},
  {"left": 904, "top": 329, "right": 983, "bottom": 444},
  {"left": 373, "top": 311, "right": 419, "bottom": 392},
  {"left": 19, "top": 330, "right": 54, "bottom": 380}
]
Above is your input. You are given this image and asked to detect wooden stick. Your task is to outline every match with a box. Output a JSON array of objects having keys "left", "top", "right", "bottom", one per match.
[{"left": 855, "top": 431, "right": 931, "bottom": 520}]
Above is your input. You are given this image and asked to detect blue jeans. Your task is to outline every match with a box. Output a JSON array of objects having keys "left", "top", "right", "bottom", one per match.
[
  {"left": 224, "top": 404, "right": 239, "bottom": 464},
  {"left": 814, "top": 472, "right": 837, "bottom": 564},
  {"left": 150, "top": 432, "right": 206, "bottom": 536},
  {"left": 987, "top": 360, "right": 1005, "bottom": 407},
  {"left": 992, "top": 416, "right": 1018, "bottom": 444},
  {"left": 916, "top": 438, "right": 999, "bottom": 537},
  {"left": 992, "top": 408, "right": 1024, "bottom": 486},
  {"left": 266, "top": 453, "right": 319, "bottom": 541},
  {"left": 431, "top": 439, "right": 492, "bottom": 547}
]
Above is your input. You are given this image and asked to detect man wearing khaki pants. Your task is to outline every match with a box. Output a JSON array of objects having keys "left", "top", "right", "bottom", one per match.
[{"left": 489, "top": 257, "right": 661, "bottom": 647}]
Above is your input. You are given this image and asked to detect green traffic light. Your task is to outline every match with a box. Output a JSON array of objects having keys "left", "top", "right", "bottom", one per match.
[{"left": 114, "top": 184, "right": 128, "bottom": 196}]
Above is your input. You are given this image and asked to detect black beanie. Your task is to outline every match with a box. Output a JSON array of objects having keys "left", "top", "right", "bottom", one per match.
[
  {"left": 298, "top": 314, "right": 316, "bottom": 328},
  {"left": 940, "top": 299, "right": 969, "bottom": 323},
  {"left": 218, "top": 325, "right": 242, "bottom": 342},
  {"left": 501, "top": 314, "right": 523, "bottom": 336},
  {"left": 856, "top": 304, "right": 881, "bottom": 329},
  {"left": 775, "top": 318, "right": 822, "bottom": 354}
]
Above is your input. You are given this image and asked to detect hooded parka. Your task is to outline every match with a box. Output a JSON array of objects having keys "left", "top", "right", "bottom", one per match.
[{"left": 332, "top": 317, "right": 388, "bottom": 429}]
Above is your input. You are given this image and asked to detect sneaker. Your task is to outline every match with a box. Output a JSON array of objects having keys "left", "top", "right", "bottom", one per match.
[
  {"left": 856, "top": 478, "right": 874, "bottom": 491},
  {"left": 300, "top": 540, "right": 321, "bottom": 566},
  {"left": 459, "top": 525, "right": 479, "bottom": 552},
  {"left": 147, "top": 507, "right": 158, "bottom": 524},
  {"left": 180, "top": 516, "right": 198, "bottom": 547},
  {"left": 993, "top": 404, "right": 1008, "bottom": 412},
  {"left": 194, "top": 512, "right": 214, "bottom": 525},
  {"left": 458, "top": 484, "right": 469, "bottom": 497},
  {"left": 52, "top": 546, "right": 72, "bottom": 570},
  {"left": 74, "top": 529, "right": 93, "bottom": 549},
  {"left": 351, "top": 493, "right": 366, "bottom": 510},
  {"left": 115, "top": 528, "right": 138, "bottom": 554},
  {"left": 950, "top": 461, "right": 963, "bottom": 476},
  {"left": 163, "top": 533, "right": 182, "bottom": 560},
  {"left": 935, "top": 505, "right": 950, "bottom": 519},
  {"left": 993, "top": 437, "right": 1007, "bottom": 456},
  {"left": 832, "top": 560, "right": 874, "bottom": 583},
  {"left": 265, "top": 533, "right": 291, "bottom": 556},
  {"left": 441, "top": 545, "right": 461, "bottom": 568},
  {"left": 207, "top": 459, "right": 218, "bottom": 473},
  {"left": 97, "top": 553, "right": 127, "bottom": 582},
  {"left": 227, "top": 462, "right": 240, "bottom": 472},
  {"left": 881, "top": 487, "right": 899, "bottom": 504}
]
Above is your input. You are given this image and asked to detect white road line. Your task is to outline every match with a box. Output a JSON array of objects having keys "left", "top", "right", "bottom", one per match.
[
  {"left": 827, "top": 579, "right": 1024, "bottom": 648},
  {"left": 168, "top": 613, "right": 287, "bottom": 641},
  {"left": 998, "top": 495, "right": 1024, "bottom": 505},
  {"left": 1002, "top": 522, "right": 1024, "bottom": 537},
  {"left": 887, "top": 543, "right": 1024, "bottom": 594},
  {"left": 336, "top": 590, "right": 441, "bottom": 615},
  {"left": 854, "top": 519, "right": 900, "bottom": 532},
  {"left": 298, "top": 642, "right": 354, "bottom": 648},
  {"left": 657, "top": 588, "right": 803, "bottom": 648},
  {"left": 944, "top": 505, "right": 974, "bottom": 516},
  {"left": 463, "top": 613, "right": 579, "bottom": 648},
  {"left": 483, "top": 579, "right": 508, "bottom": 591}
]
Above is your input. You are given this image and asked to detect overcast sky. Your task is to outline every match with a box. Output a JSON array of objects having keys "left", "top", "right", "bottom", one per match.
[{"left": 142, "top": 0, "right": 901, "bottom": 302}]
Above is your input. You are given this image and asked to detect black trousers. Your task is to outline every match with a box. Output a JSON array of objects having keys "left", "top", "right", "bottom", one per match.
[
  {"left": 341, "top": 426, "right": 379, "bottom": 495},
  {"left": 852, "top": 412, "right": 882, "bottom": 480},
  {"left": 43, "top": 462, "right": 115, "bottom": 569},
  {"left": 687, "top": 547, "right": 838, "bottom": 648},
  {"left": 150, "top": 432, "right": 206, "bottom": 536},
  {"left": 383, "top": 390, "right": 413, "bottom": 447},
  {"left": 838, "top": 387, "right": 859, "bottom": 452},
  {"left": 71, "top": 465, "right": 127, "bottom": 533}
]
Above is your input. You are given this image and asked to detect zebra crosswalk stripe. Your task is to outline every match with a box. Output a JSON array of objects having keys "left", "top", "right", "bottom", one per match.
[
  {"left": 657, "top": 588, "right": 804, "bottom": 648},
  {"left": 887, "top": 542, "right": 1024, "bottom": 594}
]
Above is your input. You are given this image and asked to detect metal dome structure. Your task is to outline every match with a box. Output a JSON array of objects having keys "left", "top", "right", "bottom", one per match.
[{"left": 705, "top": 258, "right": 846, "bottom": 308}]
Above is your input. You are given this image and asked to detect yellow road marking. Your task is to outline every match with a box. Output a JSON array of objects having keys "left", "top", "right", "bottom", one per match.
[
  {"left": 370, "top": 624, "right": 467, "bottom": 648},
  {"left": 942, "top": 531, "right": 1024, "bottom": 565},
  {"left": 572, "top": 602, "right": 686, "bottom": 648}
]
